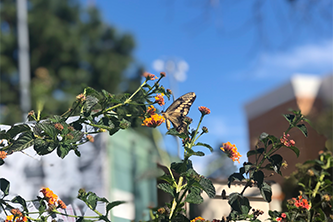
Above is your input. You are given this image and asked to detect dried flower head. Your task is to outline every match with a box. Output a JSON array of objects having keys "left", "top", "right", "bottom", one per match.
[
  {"left": 202, "top": 126, "right": 208, "bottom": 133},
  {"left": 54, "top": 123, "right": 64, "bottom": 131},
  {"left": 198, "top": 106, "right": 211, "bottom": 115},
  {"left": 76, "top": 93, "right": 86, "bottom": 102},
  {"left": 220, "top": 142, "right": 242, "bottom": 163},
  {"left": 154, "top": 93, "right": 165, "bottom": 106},
  {"left": 160, "top": 72, "right": 166, "bottom": 77}
]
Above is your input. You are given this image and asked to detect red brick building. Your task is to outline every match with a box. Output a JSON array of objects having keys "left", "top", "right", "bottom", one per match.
[{"left": 244, "top": 74, "right": 332, "bottom": 185}]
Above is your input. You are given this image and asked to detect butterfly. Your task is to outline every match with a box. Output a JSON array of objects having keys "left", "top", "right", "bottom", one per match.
[{"left": 162, "top": 92, "right": 196, "bottom": 133}]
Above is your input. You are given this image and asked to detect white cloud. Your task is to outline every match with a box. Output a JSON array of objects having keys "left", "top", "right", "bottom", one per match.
[{"left": 234, "top": 39, "right": 333, "bottom": 79}]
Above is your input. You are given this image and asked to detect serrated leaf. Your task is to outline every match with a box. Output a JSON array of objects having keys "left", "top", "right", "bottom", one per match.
[
  {"left": 259, "top": 182, "right": 272, "bottom": 202},
  {"left": 157, "top": 183, "right": 175, "bottom": 197},
  {"left": 185, "top": 187, "right": 203, "bottom": 204},
  {"left": 199, "top": 177, "right": 216, "bottom": 198},
  {"left": 64, "top": 130, "right": 84, "bottom": 144},
  {"left": 57, "top": 144, "right": 71, "bottom": 159},
  {"left": 171, "top": 160, "right": 193, "bottom": 174},
  {"left": 7, "top": 132, "right": 34, "bottom": 153},
  {"left": 34, "top": 138, "right": 58, "bottom": 155},
  {"left": 195, "top": 142, "right": 213, "bottom": 152},
  {"left": 35, "top": 122, "right": 57, "bottom": 139},
  {"left": 86, "top": 192, "right": 99, "bottom": 210},
  {"left": 7, "top": 124, "right": 31, "bottom": 139},
  {"left": 0, "top": 178, "right": 10, "bottom": 196},
  {"left": 228, "top": 193, "right": 250, "bottom": 214},
  {"left": 84, "top": 87, "right": 103, "bottom": 99},
  {"left": 158, "top": 173, "right": 174, "bottom": 185},
  {"left": 84, "top": 95, "right": 99, "bottom": 112},
  {"left": 297, "top": 124, "right": 308, "bottom": 137},
  {"left": 106, "top": 201, "right": 126, "bottom": 212}
]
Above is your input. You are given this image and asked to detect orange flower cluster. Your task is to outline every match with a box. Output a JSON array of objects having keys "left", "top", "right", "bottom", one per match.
[
  {"left": 292, "top": 195, "right": 310, "bottom": 210},
  {"left": 198, "top": 106, "right": 211, "bottom": 115},
  {"left": 0, "top": 151, "right": 7, "bottom": 160},
  {"left": 142, "top": 72, "right": 158, "bottom": 80},
  {"left": 5, "top": 209, "right": 27, "bottom": 222},
  {"left": 154, "top": 93, "right": 165, "bottom": 106},
  {"left": 40, "top": 187, "right": 66, "bottom": 209},
  {"left": 190, "top": 216, "right": 205, "bottom": 222},
  {"left": 280, "top": 132, "right": 295, "bottom": 147},
  {"left": 142, "top": 114, "right": 165, "bottom": 128},
  {"left": 220, "top": 142, "right": 242, "bottom": 163}
]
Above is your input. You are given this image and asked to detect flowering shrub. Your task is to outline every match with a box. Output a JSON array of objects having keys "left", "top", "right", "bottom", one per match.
[{"left": 0, "top": 71, "right": 331, "bottom": 221}]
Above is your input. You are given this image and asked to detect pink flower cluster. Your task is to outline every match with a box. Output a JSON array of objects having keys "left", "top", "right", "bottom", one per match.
[{"left": 280, "top": 133, "right": 295, "bottom": 147}]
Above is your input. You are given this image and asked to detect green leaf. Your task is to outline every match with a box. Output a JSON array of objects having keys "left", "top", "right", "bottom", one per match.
[
  {"left": 7, "top": 124, "right": 31, "bottom": 138},
  {"left": 86, "top": 192, "right": 99, "bottom": 210},
  {"left": 12, "top": 196, "right": 27, "bottom": 212},
  {"left": 268, "top": 154, "right": 283, "bottom": 175},
  {"left": 247, "top": 148, "right": 265, "bottom": 157},
  {"left": 0, "top": 178, "right": 10, "bottom": 196},
  {"left": 106, "top": 201, "right": 126, "bottom": 212},
  {"left": 259, "top": 132, "right": 269, "bottom": 142},
  {"left": 34, "top": 122, "right": 57, "bottom": 139},
  {"left": 199, "top": 177, "right": 216, "bottom": 198},
  {"left": 228, "top": 193, "right": 250, "bottom": 214},
  {"left": 57, "top": 144, "right": 72, "bottom": 159},
  {"left": 74, "top": 149, "right": 81, "bottom": 157},
  {"left": 7, "top": 132, "right": 34, "bottom": 153},
  {"left": 194, "top": 142, "right": 213, "bottom": 152},
  {"left": 157, "top": 183, "right": 175, "bottom": 197},
  {"left": 228, "top": 173, "right": 245, "bottom": 188},
  {"left": 84, "top": 87, "right": 103, "bottom": 100},
  {"left": 259, "top": 182, "right": 272, "bottom": 202},
  {"left": 63, "top": 130, "right": 84, "bottom": 144},
  {"left": 166, "top": 128, "right": 187, "bottom": 139},
  {"left": 288, "top": 146, "right": 300, "bottom": 157},
  {"left": 171, "top": 160, "right": 193, "bottom": 174},
  {"left": 0, "top": 159, "right": 4, "bottom": 166},
  {"left": 158, "top": 173, "right": 174, "bottom": 185},
  {"left": 84, "top": 95, "right": 99, "bottom": 112},
  {"left": 253, "top": 170, "right": 264, "bottom": 187},
  {"left": 296, "top": 124, "right": 308, "bottom": 137},
  {"left": 34, "top": 138, "right": 58, "bottom": 155},
  {"left": 283, "top": 114, "right": 295, "bottom": 124},
  {"left": 185, "top": 187, "right": 203, "bottom": 204},
  {"left": 119, "top": 119, "right": 131, "bottom": 129}
]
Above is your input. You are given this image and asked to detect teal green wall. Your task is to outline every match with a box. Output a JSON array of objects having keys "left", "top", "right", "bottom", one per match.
[{"left": 107, "top": 129, "right": 158, "bottom": 221}]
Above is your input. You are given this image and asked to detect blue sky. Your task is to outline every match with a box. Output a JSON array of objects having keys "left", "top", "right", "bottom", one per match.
[{"left": 89, "top": 0, "right": 332, "bottom": 174}]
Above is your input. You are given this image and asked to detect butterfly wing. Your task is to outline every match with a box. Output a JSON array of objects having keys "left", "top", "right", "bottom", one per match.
[{"left": 162, "top": 92, "right": 196, "bottom": 133}]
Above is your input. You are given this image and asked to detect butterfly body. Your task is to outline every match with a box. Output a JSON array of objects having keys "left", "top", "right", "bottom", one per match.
[{"left": 162, "top": 92, "right": 196, "bottom": 133}]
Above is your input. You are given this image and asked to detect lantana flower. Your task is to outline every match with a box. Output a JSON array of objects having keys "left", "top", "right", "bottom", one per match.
[
  {"left": 0, "top": 151, "right": 7, "bottom": 160},
  {"left": 220, "top": 142, "right": 242, "bottom": 163},
  {"left": 142, "top": 72, "right": 158, "bottom": 80},
  {"left": 190, "top": 216, "right": 205, "bottom": 222},
  {"left": 147, "top": 105, "right": 156, "bottom": 116},
  {"left": 154, "top": 93, "right": 165, "bottom": 106},
  {"left": 40, "top": 187, "right": 67, "bottom": 209},
  {"left": 142, "top": 114, "right": 165, "bottom": 128},
  {"left": 198, "top": 106, "right": 210, "bottom": 115},
  {"left": 280, "top": 132, "right": 295, "bottom": 147}
]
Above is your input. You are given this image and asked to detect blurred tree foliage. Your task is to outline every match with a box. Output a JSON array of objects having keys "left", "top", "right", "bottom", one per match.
[{"left": 0, "top": 0, "right": 142, "bottom": 124}]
